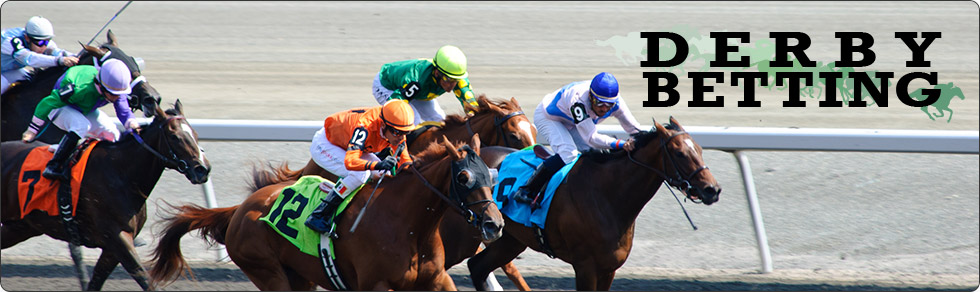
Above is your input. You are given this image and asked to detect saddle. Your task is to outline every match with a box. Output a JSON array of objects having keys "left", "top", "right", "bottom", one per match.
[{"left": 17, "top": 139, "right": 98, "bottom": 219}]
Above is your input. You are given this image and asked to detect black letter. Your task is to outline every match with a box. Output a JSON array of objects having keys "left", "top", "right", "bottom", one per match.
[
  {"left": 709, "top": 32, "right": 750, "bottom": 67},
  {"left": 895, "top": 32, "right": 941, "bottom": 67},
  {"left": 817, "top": 71, "right": 844, "bottom": 107},
  {"left": 770, "top": 32, "right": 816, "bottom": 67},
  {"left": 641, "top": 32, "right": 689, "bottom": 67},
  {"left": 643, "top": 72, "right": 680, "bottom": 107},
  {"left": 688, "top": 72, "right": 725, "bottom": 107},
  {"left": 775, "top": 72, "right": 813, "bottom": 107},
  {"left": 731, "top": 72, "right": 767, "bottom": 107},
  {"left": 849, "top": 71, "right": 895, "bottom": 107},
  {"left": 897, "top": 72, "right": 940, "bottom": 107},
  {"left": 836, "top": 32, "right": 876, "bottom": 67}
]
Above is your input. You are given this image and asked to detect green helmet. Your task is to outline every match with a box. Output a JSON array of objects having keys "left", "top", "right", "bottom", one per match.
[{"left": 433, "top": 45, "right": 468, "bottom": 79}]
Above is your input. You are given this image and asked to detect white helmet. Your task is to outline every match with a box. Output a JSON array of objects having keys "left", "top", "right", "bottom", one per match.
[{"left": 25, "top": 16, "right": 55, "bottom": 40}]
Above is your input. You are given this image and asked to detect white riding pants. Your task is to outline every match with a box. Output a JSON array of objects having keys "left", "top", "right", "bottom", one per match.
[
  {"left": 48, "top": 107, "right": 121, "bottom": 142},
  {"left": 372, "top": 73, "right": 446, "bottom": 124},
  {"left": 310, "top": 127, "right": 382, "bottom": 198},
  {"left": 533, "top": 105, "right": 590, "bottom": 165}
]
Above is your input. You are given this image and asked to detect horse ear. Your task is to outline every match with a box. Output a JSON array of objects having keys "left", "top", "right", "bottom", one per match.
[
  {"left": 154, "top": 101, "right": 168, "bottom": 120},
  {"left": 441, "top": 135, "right": 460, "bottom": 160},
  {"left": 106, "top": 29, "right": 118, "bottom": 47},
  {"left": 81, "top": 43, "right": 103, "bottom": 58},
  {"left": 174, "top": 99, "right": 184, "bottom": 115},
  {"left": 509, "top": 96, "right": 520, "bottom": 108},
  {"left": 470, "top": 133, "right": 481, "bottom": 155},
  {"left": 654, "top": 119, "right": 668, "bottom": 134},
  {"left": 669, "top": 116, "right": 684, "bottom": 131}
]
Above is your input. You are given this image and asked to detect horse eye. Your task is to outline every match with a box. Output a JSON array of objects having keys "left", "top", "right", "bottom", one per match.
[{"left": 457, "top": 170, "right": 475, "bottom": 188}]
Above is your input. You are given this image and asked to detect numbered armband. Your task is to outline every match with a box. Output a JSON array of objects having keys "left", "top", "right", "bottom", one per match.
[
  {"left": 570, "top": 102, "right": 589, "bottom": 124},
  {"left": 10, "top": 37, "right": 27, "bottom": 52},
  {"left": 401, "top": 81, "right": 421, "bottom": 100},
  {"left": 347, "top": 127, "right": 369, "bottom": 151},
  {"left": 58, "top": 84, "right": 75, "bottom": 103}
]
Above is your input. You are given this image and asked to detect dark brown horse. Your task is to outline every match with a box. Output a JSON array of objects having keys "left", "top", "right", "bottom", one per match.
[
  {"left": 468, "top": 117, "right": 723, "bottom": 290},
  {"left": 1, "top": 29, "right": 162, "bottom": 144},
  {"left": 1, "top": 100, "right": 210, "bottom": 290},
  {"left": 148, "top": 135, "right": 505, "bottom": 290},
  {"left": 288, "top": 95, "right": 536, "bottom": 289}
]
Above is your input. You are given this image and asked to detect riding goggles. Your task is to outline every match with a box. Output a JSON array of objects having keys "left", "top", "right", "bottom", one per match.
[
  {"left": 29, "top": 37, "right": 50, "bottom": 47},
  {"left": 591, "top": 93, "right": 615, "bottom": 108}
]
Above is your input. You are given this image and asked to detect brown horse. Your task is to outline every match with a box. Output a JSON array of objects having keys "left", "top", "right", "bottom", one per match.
[
  {"left": 467, "top": 117, "right": 723, "bottom": 290},
  {"left": 148, "top": 135, "right": 505, "bottom": 290},
  {"left": 1, "top": 30, "right": 163, "bottom": 144},
  {"left": 1, "top": 100, "right": 210, "bottom": 291},
  {"left": 288, "top": 94, "right": 535, "bottom": 289}
]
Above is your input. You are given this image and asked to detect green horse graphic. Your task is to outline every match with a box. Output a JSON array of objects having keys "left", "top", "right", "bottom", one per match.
[{"left": 910, "top": 82, "right": 966, "bottom": 123}]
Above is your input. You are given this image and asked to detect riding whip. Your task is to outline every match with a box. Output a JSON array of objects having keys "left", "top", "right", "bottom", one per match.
[
  {"left": 665, "top": 182, "right": 698, "bottom": 230},
  {"left": 349, "top": 143, "right": 405, "bottom": 233},
  {"left": 86, "top": 1, "right": 133, "bottom": 46}
]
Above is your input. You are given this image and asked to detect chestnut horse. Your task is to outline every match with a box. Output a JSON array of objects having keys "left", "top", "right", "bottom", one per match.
[
  {"left": 1, "top": 30, "right": 163, "bottom": 144},
  {"left": 1, "top": 101, "right": 210, "bottom": 291},
  {"left": 148, "top": 135, "right": 505, "bottom": 290},
  {"left": 468, "top": 117, "right": 723, "bottom": 290},
  {"left": 289, "top": 95, "right": 535, "bottom": 289}
]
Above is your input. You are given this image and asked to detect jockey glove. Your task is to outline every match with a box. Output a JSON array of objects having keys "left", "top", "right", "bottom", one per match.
[{"left": 374, "top": 155, "right": 398, "bottom": 172}]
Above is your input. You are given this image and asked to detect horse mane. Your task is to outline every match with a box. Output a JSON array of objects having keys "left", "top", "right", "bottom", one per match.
[
  {"left": 412, "top": 139, "right": 467, "bottom": 170},
  {"left": 442, "top": 94, "right": 520, "bottom": 128},
  {"left": 578, "top": 127, "right": 664, "bottom": 164}
]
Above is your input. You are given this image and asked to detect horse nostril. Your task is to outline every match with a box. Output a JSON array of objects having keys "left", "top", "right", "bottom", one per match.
[
  {"left": 483, "top": 221, "right": 501, "bottom": 236},
  {"left": 194, "top": 165, "right": 210, "bottom": 177}
]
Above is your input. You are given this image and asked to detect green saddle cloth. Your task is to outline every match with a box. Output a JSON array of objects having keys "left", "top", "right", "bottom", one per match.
[{"left": 258, "top": 175, "right": 360, "bottom": 256}]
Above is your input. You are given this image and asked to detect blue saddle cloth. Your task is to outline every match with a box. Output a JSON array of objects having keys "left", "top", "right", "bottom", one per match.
[{"left": 492, "top": 149, "right": 578, "bottom": 229}]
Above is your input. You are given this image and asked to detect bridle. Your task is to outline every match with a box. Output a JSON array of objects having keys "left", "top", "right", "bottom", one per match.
[
  {"left": 410, "top": 145, "right": 495, "bottom": 226},
  {"left": 130, "top": 115, "right": 196, "bottom": 174},
  {"left": 626, "top": 130, "right": 709, "bottom": 203},
  {"left": 465, "top": 110, "right": 526, "bottom": 149}
]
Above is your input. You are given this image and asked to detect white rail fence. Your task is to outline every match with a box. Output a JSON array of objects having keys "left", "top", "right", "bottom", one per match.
[{"left": 186, "top": 119, "right": 980, "bottom": 273}]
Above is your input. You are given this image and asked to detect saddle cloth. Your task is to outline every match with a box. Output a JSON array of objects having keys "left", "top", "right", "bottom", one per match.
[
  {"left": 259, "top": 175, "right": 360, "bottom": 256},
  {"left": 16, "top": 141, "right": 98, "bottom": 219},
  {"left": 492, "top": 149, "right": 579, "bottom": 229}
]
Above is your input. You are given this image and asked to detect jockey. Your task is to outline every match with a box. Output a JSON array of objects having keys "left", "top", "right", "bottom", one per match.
[
  {"left": 513, "top": 72, "right": 643, "bottom": 205},
  {"left": 21, "top": 59, "right": 139, "bottom": 181},
  {"left": 305, "top": 99, "right": 416, "bottom": 237},
  {"left": 372, "top": 45, "right": 477, "bottom": 125},
  {"left": 2, "top": 16, "right": 79, "bottom": 95}
]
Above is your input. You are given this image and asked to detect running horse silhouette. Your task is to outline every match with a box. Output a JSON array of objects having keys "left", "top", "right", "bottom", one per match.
[
  {"left": 910, "top": 82, "right": 966, "bottom": 122},
  {"left": 285, "top": 94, "right": 536, "bottom": 289},
  {"left": 468, "top": 117, "right": 722, "bottom": 290},
  {"left": 1, "top": 100, "right": 210, "bottom": 291},
  {"left": 1, "top": 29, "right": 162, "bottom": 144},
  {"left": 148, "top": 135, "right": 504, "bottom": 290}
]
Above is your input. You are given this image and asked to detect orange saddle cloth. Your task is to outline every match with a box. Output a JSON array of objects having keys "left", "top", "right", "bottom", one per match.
[{"left": 16, "top": 142, "right": 98, "bottom": 219}]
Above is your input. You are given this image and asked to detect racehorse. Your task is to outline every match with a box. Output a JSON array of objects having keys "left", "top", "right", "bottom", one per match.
[
  {"left": 467, "top": 117, "right": 723, "bottom": 290},
  {"left": 1, "top": 100, "right": 210, "bottom": 291},
  {"left": 148, "top": 135, "right": 505, "bottom": 290},
  {"left": 1, "top": 29, "right": 162, "bottom": 144},
  {"left": 286, "top": 94, "right": 535, "bottom": 289}
]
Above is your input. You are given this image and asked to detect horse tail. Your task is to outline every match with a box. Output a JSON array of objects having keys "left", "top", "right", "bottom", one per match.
[
  {"left": 147, "top": 203, "right": 238, "bottom": 288},
  {"left": 247, "top": 161, "right": 305, "bottom": 193}
]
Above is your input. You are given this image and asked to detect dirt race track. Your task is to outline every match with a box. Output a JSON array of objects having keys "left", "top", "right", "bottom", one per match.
[{"left": 2, "top": 1, "right": 978, "bottom": 291}]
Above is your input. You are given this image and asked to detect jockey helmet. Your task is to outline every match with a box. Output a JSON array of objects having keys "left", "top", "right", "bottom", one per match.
[
  {"left": 96, "top": 59, "right": 133, "bottom": 96},
  {"left": 589, "top": 72, "right": 619, "bottom": 103},
  {"left": 433, "top": 45, "right": 468, "bottom": 79},
  {"left": 380, "top": 99, "right": 416, "bottom": 132},
  {"left": 25, "top": 16, "right": 55, "bottom": 40}
]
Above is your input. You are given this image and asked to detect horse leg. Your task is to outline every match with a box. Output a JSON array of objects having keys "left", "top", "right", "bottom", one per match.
[
  {"left": 86, "top": 252, "right": 119, "bottom": 291},
  {"left": 467, "top": 232, "right": 527, "bottom": 291},
  {"left": 285, "top": 266, "right": 315, "bottom": 291},
  {"left": 501, "top": 261, "right": 530, "bottom": 291},
  {"left": 430, "top": 270, "right": 458, "bottom": 291},
  {"left": 0, "top": 221, "right": 42, "bottom": 249},
  {"left": 571, "top": 262, "right": 599, "bottom": 291},
  {"left": 103, "top": 230, "right": 151, "bottom": 290},
  {"left": 595, "top": 270, "right": 617, "bottom": 291},
  {"left": 238, "top": 265, "right": 293, "bottom": 290}
]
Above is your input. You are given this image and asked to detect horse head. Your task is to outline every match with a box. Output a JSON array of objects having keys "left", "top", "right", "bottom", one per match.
[
  {"left": 80, "top": 30, "right": 162, "bottom": 117},
  {"left": 144, "top": 99, "right": 211, "bottom": 184},
  {"left": 633, "top": 116, "right": 721, "bottom": 205},
  {"left": 440, "top": 134, "right": 504, "bottom": 242},
  {"left": 464, "top": 94, "right": 537, "bottom": 149}
]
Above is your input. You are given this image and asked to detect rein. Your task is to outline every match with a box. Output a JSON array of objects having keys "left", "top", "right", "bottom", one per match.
[
  {"left": 626, "top": 131, "right": 709, "bottom": 203},
  {"left": 409, "top": 151, "right": 493, "bottom": 226},
  {"left": 130, "top": 116, "right": 191, "bottom": 174},
  {"left": 465, "top": 110, "right": 525, "bottom": 148}
]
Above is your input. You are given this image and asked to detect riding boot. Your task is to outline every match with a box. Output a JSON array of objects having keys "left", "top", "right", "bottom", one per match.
[
  {"left": 43, "top": 132, "right": 81, "bottom": 181},
  {"left": 513, "top": 155, "right": 566, "bottom": 207},
  {"left": 305, "top": 189, "right": 345, "bottom": 237}
]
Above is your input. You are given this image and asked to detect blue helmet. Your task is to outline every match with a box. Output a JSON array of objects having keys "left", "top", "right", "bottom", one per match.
[{"left": 589, "top": 72, "right": 619, "bottom": 103}]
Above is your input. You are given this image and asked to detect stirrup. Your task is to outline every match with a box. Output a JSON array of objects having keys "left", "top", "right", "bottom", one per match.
[{"left": 513, "top": 188, "right": 535, "bottom": 203}]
